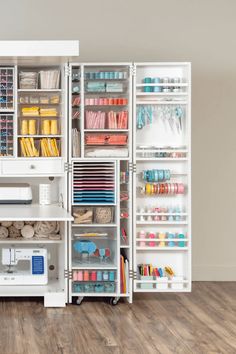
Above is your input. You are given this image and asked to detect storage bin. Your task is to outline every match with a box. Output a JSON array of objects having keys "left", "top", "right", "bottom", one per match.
[
  {"left": 155, "top": 277, "right": 168, "bottom": 290},
  {"left": 171, "top": 276, "right": 184, "bottom": 290},
  {"left": 104, "top": 282, "right": 115, "bottom": 293},
  {"left": 139, "top": 276, "right": 154, "bottom": 290},
  {"left": 94, "top": 283, "right": 105, "bottom": 293},
  {"left": 73, "top": 283, "right": 84, "bottom": 293}
]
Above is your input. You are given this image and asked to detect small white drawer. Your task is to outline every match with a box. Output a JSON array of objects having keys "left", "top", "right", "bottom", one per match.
[{"left": 2, "top": 158, "right": 64, "bottom": 175}]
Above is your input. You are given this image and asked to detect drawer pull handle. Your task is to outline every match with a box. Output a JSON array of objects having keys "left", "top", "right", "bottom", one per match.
[{"left": 30, "top": 165, "right": 36, "bottom": 170}]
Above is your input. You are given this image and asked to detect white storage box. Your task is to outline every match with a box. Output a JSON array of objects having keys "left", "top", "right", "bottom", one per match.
[
  {"left": 156, "top": 277, "right": 168, "bottom": 290},
  {"left": 171, "top": 276, "right": 184, "bottom": 290}
]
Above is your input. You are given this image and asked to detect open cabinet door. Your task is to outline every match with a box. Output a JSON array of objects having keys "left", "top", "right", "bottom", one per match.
[
  {"left": 133, "top": 62, "right": 191, "bottom": 294},
  {"left": 68, "top": 63, "right": 133, "bottom": 305}
]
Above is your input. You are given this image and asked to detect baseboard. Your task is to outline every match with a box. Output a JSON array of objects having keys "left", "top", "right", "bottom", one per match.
[{"left": 193, "top": 265, "right": 236, "bottom": 281}]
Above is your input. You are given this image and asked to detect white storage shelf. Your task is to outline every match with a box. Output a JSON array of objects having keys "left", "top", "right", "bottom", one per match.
[{"left": 0, "top": 204, "right": 73, "bottom": 221}]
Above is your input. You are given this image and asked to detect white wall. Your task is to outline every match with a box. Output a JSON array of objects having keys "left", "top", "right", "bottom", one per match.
[{"left": 1, "top": 0, "right": 236, "bottom": 280}]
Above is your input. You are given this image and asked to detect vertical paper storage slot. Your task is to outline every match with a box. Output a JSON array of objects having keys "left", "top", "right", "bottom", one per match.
[
  {"left": 0, "top": 113, "right": 14, "bottom": 157},
  {"left": 72, "top": 161, "right": 116, "bottom": 204},
  {"left": 0, "top": 67, "right": 14, "bottom": 110}
]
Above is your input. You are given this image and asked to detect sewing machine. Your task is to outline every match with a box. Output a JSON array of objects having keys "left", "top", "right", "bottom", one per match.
[{"left": 0, "top": 248, "right": 48, "bottom": 285}]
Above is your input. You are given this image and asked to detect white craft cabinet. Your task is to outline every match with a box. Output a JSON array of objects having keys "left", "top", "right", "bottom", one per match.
[
  {"left": 0, "top": 46, "right": 76, "bottom": 307},
  {"left": 0, "top": 52, "right": 191, "bottom": 306}
]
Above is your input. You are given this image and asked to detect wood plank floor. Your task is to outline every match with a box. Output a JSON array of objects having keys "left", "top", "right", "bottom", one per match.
[{"left": 0, "top": 282, "right": 235, "bottom": 354}]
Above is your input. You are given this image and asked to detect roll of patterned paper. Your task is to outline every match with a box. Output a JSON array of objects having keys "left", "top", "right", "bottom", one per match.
[
  {"left": 29, "top": 120, "right": 36, "bottom": 135},
  {"left": 21, "top": 120, "right": 28, "bottom": 135},
  {"left": 50, "top": 120, "right": 58, "bottom": 135}
]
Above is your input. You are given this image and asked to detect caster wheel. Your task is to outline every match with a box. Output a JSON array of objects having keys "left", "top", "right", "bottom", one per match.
[
  {"left": 76, "top": 296, "right": 83, "bottom": 305},
  {"left": 110, "top": 297, "right": 119, "bottom": 306}
]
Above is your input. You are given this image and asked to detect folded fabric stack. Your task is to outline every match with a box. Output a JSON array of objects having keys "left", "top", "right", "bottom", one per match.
[
  {"left": 20, "top": 138, "right": 39, "bottom": 157},
  {"left": 106, "top": 83, "right": 123, "bottom": 92},
  {"left": 85, "top": 111, "right": 105, "bottom": 129},
  {"left": 50, "top": 95, "right": 60, "bottom": 104},
  {"left": 41, "top": 138, "right": 60, "bottom": 157},
  {"left": 86, "top": 148, "right": 128, "bottom": 157},
  {"left": 19, "top": 72, "right": 38, "bottom": 89},
  {"left": 108, "top": 110, "right": 128, "bottom": 129},
  {"left": 86, "top": 82, "right": 106, "bottom": 92},
  {"left": 22, "top": 106, "right": 39, "bottom": 116},
  {"left": 108, "top": 135, "right": 127, "bottom": 145},
  {"left": 39, "top": 70, "right": 60, "bottom": 89},
  {"left": 85, "top": 134, "right": 128, "bottom": 145},
  {"left": 40, "top": 108, "right": 58, "bottom": 117},
  {"left": 85, "top": 134, "right": 106, "bottom": 145}
]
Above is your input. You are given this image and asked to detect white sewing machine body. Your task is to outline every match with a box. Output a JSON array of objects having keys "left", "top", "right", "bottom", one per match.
[
  {"left": 0, "top": 184, "right": 32, "bottom": 204},
  {"left": 0, "top": 248, "right": 48, "bottom": 285}
]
